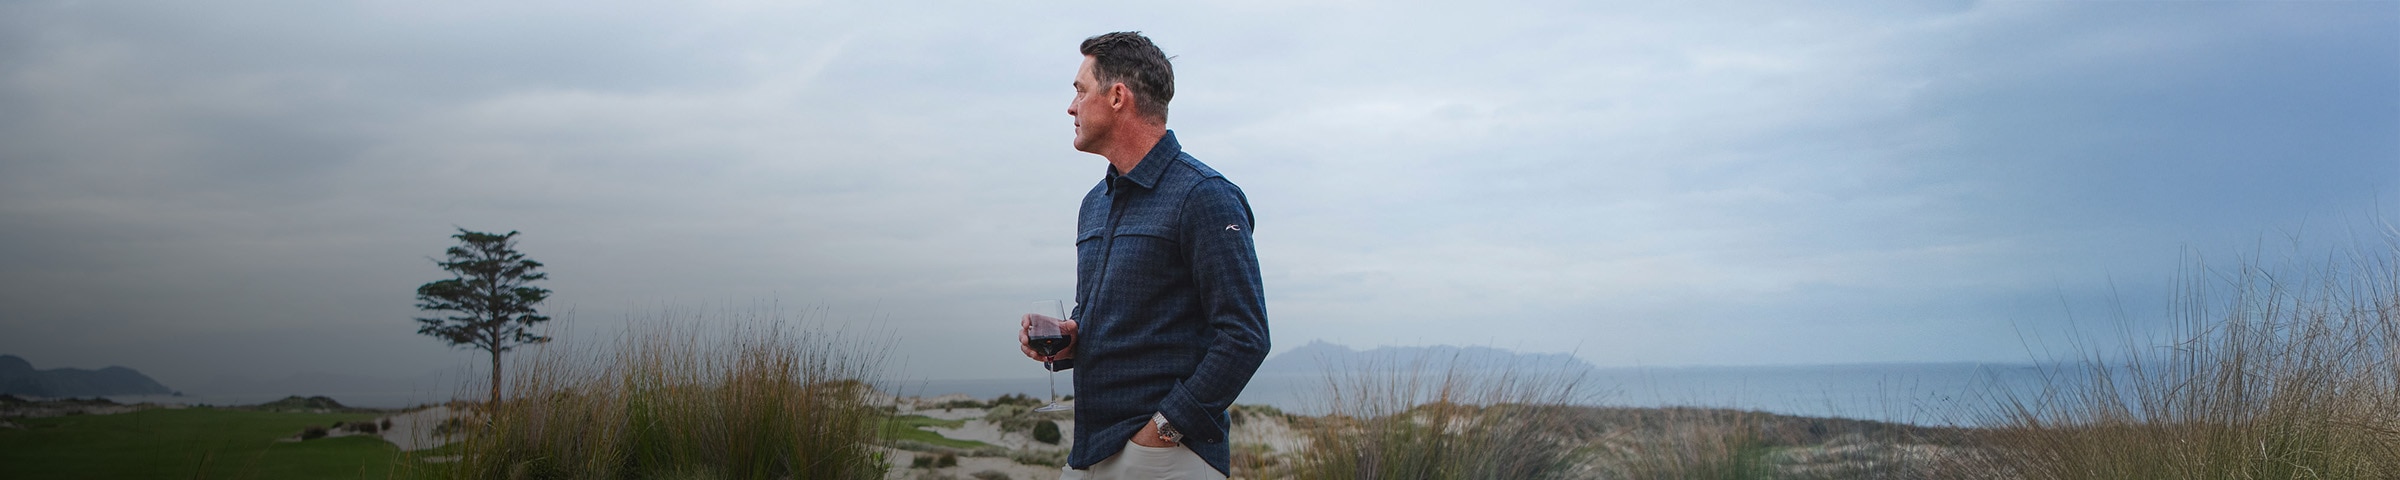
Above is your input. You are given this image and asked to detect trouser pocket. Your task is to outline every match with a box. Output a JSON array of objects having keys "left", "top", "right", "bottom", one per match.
[{"left": 1116, "top": 440, "right": 1221, "bottom": 480}]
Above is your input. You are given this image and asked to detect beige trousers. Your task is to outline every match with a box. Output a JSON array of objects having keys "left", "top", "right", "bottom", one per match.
[{"left": 1057, "top": 440, "right": 1226, "bottom": 480}]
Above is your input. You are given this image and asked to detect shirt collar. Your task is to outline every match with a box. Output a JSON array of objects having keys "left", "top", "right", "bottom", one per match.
[{"left": 1106, "top": 130, "right": 1180, "bottom": 194}]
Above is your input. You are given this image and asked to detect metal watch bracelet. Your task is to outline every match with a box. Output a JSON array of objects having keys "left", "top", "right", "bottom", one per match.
[{"left": 1150, "top": 412, "right": 1183, "bottom": 443}]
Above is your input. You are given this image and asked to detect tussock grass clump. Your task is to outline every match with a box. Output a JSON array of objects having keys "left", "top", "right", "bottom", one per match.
[
  {"left": 1587, "top": 407, "right": 1774, "bottom": 479},
  {"left": 445, "top": 311, "right": 889, "bottom": 479},
  {"left": 1230, "top": 403, "right": 1291, "bottom": 425},
  {"left": 1580, "top": 406, "right": 1955, "bottom": 479},
  {"left": 1951, "top": 238, "right": 2400, "bottom": 479},
  {"left": 1287, "top": 352, "right": 1594, "bottom": 480}
]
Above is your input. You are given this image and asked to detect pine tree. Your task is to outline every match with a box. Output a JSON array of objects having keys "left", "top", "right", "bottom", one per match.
[{"left": 414, "top": 228, "right": 552, "bottom": 408}]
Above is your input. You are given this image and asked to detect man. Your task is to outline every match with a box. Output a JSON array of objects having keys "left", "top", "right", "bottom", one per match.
[{"left": 1019, "top": 32, "right": 1270, "bottom": 480}]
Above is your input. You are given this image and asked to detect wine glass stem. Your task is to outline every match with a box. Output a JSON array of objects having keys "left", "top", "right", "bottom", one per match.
[{"left": 1046, "top": 363, "right": 1058, "bottom": 404}]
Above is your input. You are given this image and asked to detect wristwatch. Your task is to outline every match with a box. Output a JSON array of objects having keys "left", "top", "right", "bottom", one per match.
[{"left": 1150, "top": 412, "right": 1184, "bottom": 444}]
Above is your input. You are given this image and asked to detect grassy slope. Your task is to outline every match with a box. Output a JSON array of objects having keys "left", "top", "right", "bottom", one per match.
[
  {"left": 883, "top": 414, "right": 991, "bottom": 450},
  {"left": 0, "top": 407, "right": 428, "bottom": 479}
]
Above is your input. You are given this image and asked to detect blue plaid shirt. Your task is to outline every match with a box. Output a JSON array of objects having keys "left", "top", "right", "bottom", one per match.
[{"left": 1050, "top": 130, "right": 1270, "bottom": 474}]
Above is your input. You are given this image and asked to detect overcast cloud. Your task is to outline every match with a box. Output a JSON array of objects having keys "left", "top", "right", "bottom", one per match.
[{"left": 1, "top": 1, "right": 2395, "bottom": 391}]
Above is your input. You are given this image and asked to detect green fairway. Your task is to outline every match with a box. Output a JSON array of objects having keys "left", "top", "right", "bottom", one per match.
[
  {"left": 0, "top": 407, "right": 437, "bottom": 479},
  {"left": 882, "top": 414, "right": 991, "bottom": 450}
]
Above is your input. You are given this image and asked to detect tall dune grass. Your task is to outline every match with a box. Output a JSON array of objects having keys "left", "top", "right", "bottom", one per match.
[
  {"left": 1951, "top": 236, "right": 2400, "bottom": 478},
  {"left": 1286, "top": 352, "right": 1596, "bottom": 479},
  {"left": 444, "top": 309, "right": 890, "bottom": 479},
  {"left": 1585, "top": 407, "right": 1776, "bottom": 479}
]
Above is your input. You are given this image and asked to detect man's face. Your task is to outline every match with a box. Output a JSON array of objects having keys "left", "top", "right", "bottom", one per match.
[{"left": 1068, "top": 56, "right": 1111, "bottom": 154}]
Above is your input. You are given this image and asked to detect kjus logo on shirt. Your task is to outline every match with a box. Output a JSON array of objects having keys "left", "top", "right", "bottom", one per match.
[{"left": 1225, "top": 224, "right": 1241, "bottom": 231}]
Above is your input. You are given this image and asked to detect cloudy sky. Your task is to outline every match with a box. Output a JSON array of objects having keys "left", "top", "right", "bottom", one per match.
[{"left": 1, "top": 0, "right": 2395, "bottom": 391}]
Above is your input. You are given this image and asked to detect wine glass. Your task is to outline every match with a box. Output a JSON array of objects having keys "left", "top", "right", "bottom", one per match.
[{"left": 1027, "top": 300, "right": 1073, "bottom": 413}]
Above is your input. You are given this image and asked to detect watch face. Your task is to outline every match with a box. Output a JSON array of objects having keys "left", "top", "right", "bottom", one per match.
[
  {"left": 1151, "top": 413, "right": 1182, "bottom": 442},
  {"left": 1160, "top": 424, "right": 1181, "bottom": 441}
]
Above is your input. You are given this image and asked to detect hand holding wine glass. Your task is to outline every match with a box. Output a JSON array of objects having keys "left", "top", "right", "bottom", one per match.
[
  {"left": 1020, "top": 313, "right": 1078, "bottom": 363},
  {"left": 1023, "top": 300, "right": 1075, "bottom": 412}
]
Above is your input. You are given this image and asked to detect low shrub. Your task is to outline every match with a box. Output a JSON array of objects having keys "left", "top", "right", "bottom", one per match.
[
  {"left": 989, "top": 393, "right": 1040, "bottom": 408},
  {"left": 970, "top": 470, "right": 1012, "bottom": 480},
  {"left": 935, "top": 399, "right": 986, "bottom": 410},
  {"left": 1010, "top": 448, "right": 1067, "bottom": 467},
  {"left": 1228, "top": 403, "right": 1288, "bottom": 426},
  {"left": 430, "top": 416, "right": 467, "bottom": 436},
  {"left": 984, "top": 403, "right": 1069, "bottom": 435},
  {"left": 299, "top": 425, "right": 328, "bottom": 440},
  {"left": 1032, "top": 419, "right": 1061, "bottom": 445}
]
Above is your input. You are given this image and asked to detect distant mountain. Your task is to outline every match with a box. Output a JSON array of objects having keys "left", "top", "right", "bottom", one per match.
[
  {"left": 187, "top": 365, "right": 483, "bottom": 406},
  {"left": 1256, "top": 340, "right": 1599, "bottom": 377},
  {"left": 0, "top": 354, "right": 174, "bottom": 397},
  {"left": 251, "top": 395, "right": 350, "bottom": 412}
]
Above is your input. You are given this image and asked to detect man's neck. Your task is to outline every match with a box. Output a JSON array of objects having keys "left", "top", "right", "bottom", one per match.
[{"left": 1104, "top": 124, "right": 1168, "bottom": 176}]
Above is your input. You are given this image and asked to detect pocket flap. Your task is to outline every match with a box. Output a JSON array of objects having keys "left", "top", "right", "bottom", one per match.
[{"left": 1114, "top": 225, "right": 1177, "bottom": 240}]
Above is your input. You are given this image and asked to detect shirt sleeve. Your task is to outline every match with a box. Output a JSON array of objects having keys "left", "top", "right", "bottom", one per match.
[{"left": 1155, "top": 177, "right": 1270, "bottom": 445}]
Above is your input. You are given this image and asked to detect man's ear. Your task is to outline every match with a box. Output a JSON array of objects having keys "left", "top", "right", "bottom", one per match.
[{"left": 1108, "top": 82, "right": 1131, "bottom": 112}]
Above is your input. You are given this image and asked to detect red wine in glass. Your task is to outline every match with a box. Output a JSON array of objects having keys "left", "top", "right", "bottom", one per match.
[
  {"left": 1029, "top": 300, "right": 1072, "bottom": 413},
  {"left": 1029, "top": 335, "right": 1073, "bottom": 357}
]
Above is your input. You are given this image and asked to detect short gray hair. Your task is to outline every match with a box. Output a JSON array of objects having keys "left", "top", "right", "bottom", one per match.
[{"left": 1080, "top": 31, "right": 1174, "bottom": 123}]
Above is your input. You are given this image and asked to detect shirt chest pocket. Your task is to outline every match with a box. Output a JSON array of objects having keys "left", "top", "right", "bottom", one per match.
[
  {"left": 1075, "top": 227, "right": 1107, "bottom": 295},
  {"left": 1106, "top": 225, "right": 1185, "bottom": 284}
]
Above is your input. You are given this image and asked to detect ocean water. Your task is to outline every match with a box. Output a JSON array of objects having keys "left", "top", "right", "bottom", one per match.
[
  {"left": 93, "top": 391, "right": 461, "bottom": 410},
  {"left": 1264, "top": 363, "right": 2067, "bottom": 426},
  {"left": 92, "top": 363, "right": 2062, "bottom": 427},
  {"left": 900, "top": 362, "right": 2061, "bottom": 427}
]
